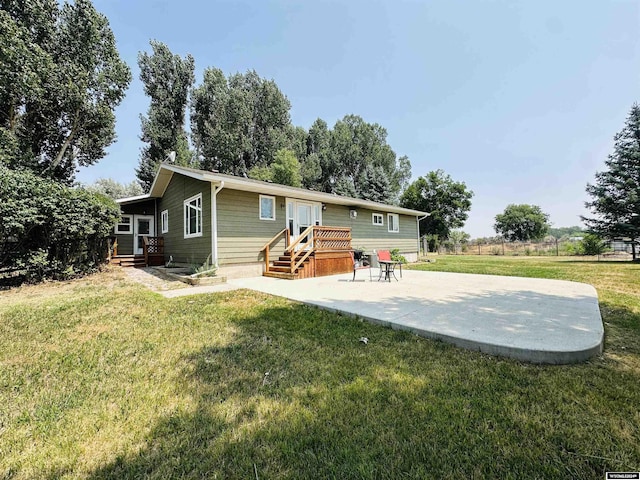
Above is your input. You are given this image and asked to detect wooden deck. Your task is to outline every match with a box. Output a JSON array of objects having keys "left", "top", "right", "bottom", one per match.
[{"left": 261, "top": 226, "right": 353, "bottom": 280}]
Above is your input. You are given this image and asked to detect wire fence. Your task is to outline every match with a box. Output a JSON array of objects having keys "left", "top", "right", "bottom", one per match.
[{"left": 420, "top": 237, "right": 635, "bottom": 259}]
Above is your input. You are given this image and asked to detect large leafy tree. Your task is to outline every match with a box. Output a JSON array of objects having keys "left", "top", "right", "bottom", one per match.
[
  {"left": 85, "top": 178, "right": 143, "bottom": 200},
  {"left": 323, "top": 115, "right": 410, "bottom": 204},
  {"left": 191, "top": 69, "right": 291, "bottom": 176},
  {"left": 494, "top": 204, "right": 550, "bottom": 242},
  {"left": 0, "top": 0, "right": 131, "bottom": 184},
  {"left": 583, "top": 103, "right": 640, "bottom": 260},
  {"left": 401, "top": 170, "right": 473, "bottom": 241},
  {"left": 247, "top": 148, "right": 302, "bottom": 187},
  {"left": 136, "top": 41, "right": 195, "bottom": 191}
]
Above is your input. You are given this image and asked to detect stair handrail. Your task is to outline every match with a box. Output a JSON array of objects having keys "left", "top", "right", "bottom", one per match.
[
  {"left": 260, "top": 228, "right": 289, "bottom": 273},
  {"left": 284, "top": 225, "right": 315, "bottom": 253}
]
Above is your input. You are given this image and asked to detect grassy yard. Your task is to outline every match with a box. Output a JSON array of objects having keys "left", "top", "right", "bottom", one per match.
[{"left": 0, "top": 259, "right": 638, "bottom": 479}]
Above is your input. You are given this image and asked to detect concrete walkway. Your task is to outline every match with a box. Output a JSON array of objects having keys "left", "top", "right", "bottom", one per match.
[{"left": 227, "top": 270, "right": 604, "bottom": 364}]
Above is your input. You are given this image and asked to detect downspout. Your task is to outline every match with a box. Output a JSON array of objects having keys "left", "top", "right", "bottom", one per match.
[
  {"left": 416, "top": 213, "right": 430, "bottom": 256},
  {"left": 211, "top": 181, "right": 224, "bottom": 267}
]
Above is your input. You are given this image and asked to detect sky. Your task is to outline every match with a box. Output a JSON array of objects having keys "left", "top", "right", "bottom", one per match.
[{"left": 80, "top": 0, "right": 640, "bottom": 238}]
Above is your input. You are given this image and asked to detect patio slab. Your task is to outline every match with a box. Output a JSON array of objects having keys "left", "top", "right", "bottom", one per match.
[{"left": 228, "top": 270, "right": 604, "bottom": 364}]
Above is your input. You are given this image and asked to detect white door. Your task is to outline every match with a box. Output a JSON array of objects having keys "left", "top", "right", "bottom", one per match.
[
  {"left": 286, "top": 199, "right": 322, "bottom": 250},
  {"left": 134, "top": 215, "right": 155, "bottom": 255}
]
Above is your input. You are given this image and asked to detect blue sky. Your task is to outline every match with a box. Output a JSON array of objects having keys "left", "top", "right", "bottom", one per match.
[{"left": 82, "top": 0, "right": 640, "bottom": 238}]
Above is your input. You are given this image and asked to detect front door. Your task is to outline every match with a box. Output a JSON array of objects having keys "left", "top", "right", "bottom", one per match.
[
  {"left": 134, "top": 215, "right": 155, "bottom": 255},
  {"left": 286, "top": 199, "right": 322, "bottom": 250}
]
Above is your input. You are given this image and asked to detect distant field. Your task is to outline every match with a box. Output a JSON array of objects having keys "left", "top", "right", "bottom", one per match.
[{"left": 0, "top": 260, "right": 638, "bottom": 479}]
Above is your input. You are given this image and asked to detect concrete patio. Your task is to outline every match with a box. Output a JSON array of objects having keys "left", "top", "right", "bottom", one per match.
[{"left": 226, "top": 270, "right": 604, "bottom": 364}]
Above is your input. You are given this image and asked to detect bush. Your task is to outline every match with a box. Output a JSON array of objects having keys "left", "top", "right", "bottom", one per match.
[
  {"left": 580, "top": 234, "right": 608, "bottom": 256},
  {"left": 0, "top": 166, "right": 119, "bottom": 285},
  {"left": 390, "top": 248, "right": 407, "bottom": 264}
]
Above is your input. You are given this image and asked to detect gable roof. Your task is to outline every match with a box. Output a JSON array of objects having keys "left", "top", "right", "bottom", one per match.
[{"left": 148, "top": 163, "right": 429, "bottom": 217}]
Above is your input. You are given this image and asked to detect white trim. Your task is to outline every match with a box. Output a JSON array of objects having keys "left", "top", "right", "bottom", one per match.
[
  {"left": 388, "top": 213, "right": 399, "bottom": 233},
  {"left": 115, "top": 193, "right": 151, "bottom": 204},
  {"left": 184, "top": 193, "right": 203, "bottom": 238},
  {"left": 161, "top": 209, "right": 169, "bottom": 234},
  {"left": 259, "top": 194, "right": 276, "bottom": 221},
  {"left": 133, "top": 215, "right": 155, "bottom": 255},
  {"left": 115, "top": 214, "right": 133, "bottom": 234},
  {"left": 372, "top": 213, "right": 384, "bottom": 226},
  {"left": 212, "top": 181, "right": 224, "bottom": 267},
  {"left": 150, "top": 164, "right": 429, "bottom": 217}
]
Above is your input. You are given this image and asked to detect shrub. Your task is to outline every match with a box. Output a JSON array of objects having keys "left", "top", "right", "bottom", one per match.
[
  {"left": 390, "top": 248, "right": 407, "bottom": 264},
  {"left": 580, "top": 234, "right": 608, "bottom": 256},
  {"left": 0, "top": 166, "right": 119, "bottom": 285}
]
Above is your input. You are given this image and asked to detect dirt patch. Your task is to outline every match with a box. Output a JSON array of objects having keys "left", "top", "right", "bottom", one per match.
[{"left": 123, "top": 267, "right": 188, "bottom": 292}]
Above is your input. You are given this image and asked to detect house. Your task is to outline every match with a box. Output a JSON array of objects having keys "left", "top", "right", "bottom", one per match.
[{"left": 113, "top": 163, "right": 429, "bottom": 278}]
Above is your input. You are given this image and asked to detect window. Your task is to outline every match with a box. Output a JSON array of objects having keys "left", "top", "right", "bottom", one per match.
[
  {"left": 161, "top": 210, "right": 169, "bottom": 234},
  {"left": 115, "top": 215, "right": 132, "bottom": 234},
  {"left": 260, "top": 195, "right": 276, "bottom": 221},
  {"left": 387, "top": 213, "right": 399, "bottom": 233},
  {"left": 184, "top": 193, "right": 202, "bottom": 238},
  {"left": 372, "top": 213, "right": 384, "bottom": 226}
]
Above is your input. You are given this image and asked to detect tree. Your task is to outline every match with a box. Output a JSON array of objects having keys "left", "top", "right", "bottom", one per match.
[
  {"left": 400, "top": 170, "right": 473, "bottom": 241},
  {"left": 322, "top": 115, "right": 410, "bottom": 204},
  {"left": 494, "top": 204, "right": 550, "bottom": 242},
  {"left": 579, "top": 233, "right": 608, "bottom": 256},
  {"left": 248, "top": 148, "right": 302, "bottom": 187},
  {"left": 583, "top": 103, "right": 640, "bottom": 260},
  {"left": 448, "top": 230, "right": 470, "bottom": 254},
  {"left": 548, "top": 226, "right": 584, "bottom": 238},
  {"left": 85, "top": 178, "right": 143, "bottom": 200},
  {"left": 136, "top": 41, "right": 195, "bottom": 191},
  {"left": 0, "top": 0, "right": 131, "bottom": 184},
  {"left": 271, "top": 149, "right": 302, "bottom": 187},
  {"left": 191, "top": 69, "right": 291, "bottom": 176}
]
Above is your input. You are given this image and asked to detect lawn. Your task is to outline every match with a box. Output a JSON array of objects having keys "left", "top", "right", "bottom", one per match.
[{"left": 0, "top": 259, "right": 638, "bottom": 479}]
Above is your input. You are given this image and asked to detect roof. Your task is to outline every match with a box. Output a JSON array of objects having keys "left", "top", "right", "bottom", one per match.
[
  {"left": 115, "top": 193, "right": 152, "bottom": 205},
  {"left": 146, "top": 163, "right": 429, "bottom": 217}
]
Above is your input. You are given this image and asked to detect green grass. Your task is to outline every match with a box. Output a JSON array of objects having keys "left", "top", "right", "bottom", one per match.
[{"left": 0, "top": 260, "right": 639, "bottom": 479}]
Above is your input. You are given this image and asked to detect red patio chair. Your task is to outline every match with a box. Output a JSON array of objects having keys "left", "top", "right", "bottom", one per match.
[
  {"left": 349, "top": 250, "right": 372, "bottom": 281},
  {"left": 376, "top": 250, "right": 398, "bottom": 281}
]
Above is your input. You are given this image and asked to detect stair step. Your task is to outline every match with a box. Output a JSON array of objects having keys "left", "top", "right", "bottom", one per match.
[{"left": 263, "top": 271, "right": 299, "bottom": 280}]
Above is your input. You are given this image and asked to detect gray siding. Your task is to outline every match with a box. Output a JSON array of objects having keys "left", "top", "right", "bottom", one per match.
[
  {"left": 217, "top": 189, "right": 288, "bottom": 265},
  {"left": 158, "top": 175, "right": 211, "bottom": 264},
  {"left": 323, "top": 204, "right": 418, "bottom": 254}
]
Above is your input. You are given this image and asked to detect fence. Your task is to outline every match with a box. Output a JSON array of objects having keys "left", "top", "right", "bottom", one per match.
[{"left": 420, "top": 237, "right": 634, "bottom": 258}]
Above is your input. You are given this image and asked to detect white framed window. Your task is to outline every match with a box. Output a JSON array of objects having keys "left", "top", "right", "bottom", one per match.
[
  {"left": 372, "top": 213, "right": 384, "bottom": 226},
  {"left": 161, "top": 209, "right": 169, "bottom": 234},
  {"left": 115, "top": 214, "right": 133, "bottom": 234},
  {"left": 184, "top": 193, "right": 203, "bottom": 238},
  {"left": 387, "top": 213, "right": 399, "bottom": 233},
  {"left": 259, "top": 195, "right": 276, "bottom": 221}
]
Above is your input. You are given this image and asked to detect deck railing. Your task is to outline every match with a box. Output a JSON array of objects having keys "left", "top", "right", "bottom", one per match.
[
  {"left": 280, "top": 226, "right": 352, "bottom": 275},
  {"left": 142, "top": 236, "right": 164, "bottom": 266}
]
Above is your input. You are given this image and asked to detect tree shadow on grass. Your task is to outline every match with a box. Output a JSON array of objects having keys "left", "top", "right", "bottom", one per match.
[{"left": 84, "top": 291, "right": 639, "bottom": 479}]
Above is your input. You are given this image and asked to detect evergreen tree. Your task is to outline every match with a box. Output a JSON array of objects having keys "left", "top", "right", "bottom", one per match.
[
  {"left": 583, "top": 103, "right": 640, "bottom": 260},
  {"left": 136, "top": 41, "right": 195, "bottom": 191}
]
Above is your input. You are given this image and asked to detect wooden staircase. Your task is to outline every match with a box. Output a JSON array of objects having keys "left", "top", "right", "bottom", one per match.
[
  {"left": 111, "top": 255, "right": 146, "bottom": 268},
  {"left": 260, "top": 226, "right": 352, "bottom": 280},
  {"left": 264, "top": 252, "right": 315, "bottom": 279}
]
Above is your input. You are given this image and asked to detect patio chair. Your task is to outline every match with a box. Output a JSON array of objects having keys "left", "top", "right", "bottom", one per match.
[
  {"left": 376, "top": 250, "right": 398, "bottom": 281},
  {"left": 349, "top": 250, "right": 372, "bottom": 281}
]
